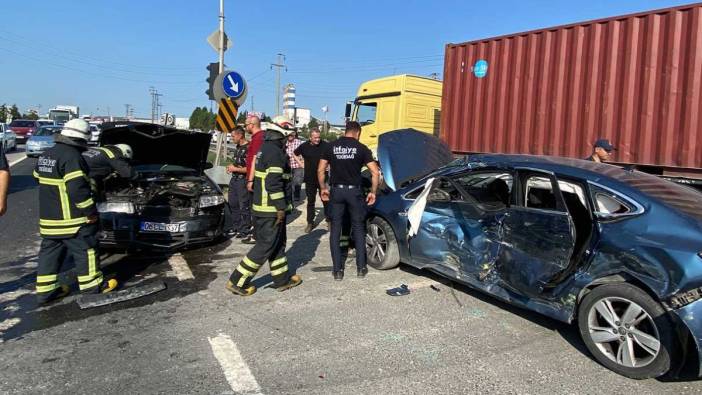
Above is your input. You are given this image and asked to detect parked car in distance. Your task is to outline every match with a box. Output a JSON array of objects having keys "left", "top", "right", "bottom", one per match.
[
  {"left": 26, "top": 125, "right": 62, "bottom": 157},
  {"left": 8, "top": 119, "right": 39, "bottom": 143},
  {"left": 0, "top": 123, "right": 17, "bottom": 153},
  {"left": 97, "top": 122, "right": 225, "bottom": 250},
  {"left": 368, "top": 129, "right": 702, "bottom": 380}
]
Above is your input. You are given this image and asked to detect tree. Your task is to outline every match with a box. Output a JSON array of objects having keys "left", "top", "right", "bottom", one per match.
[
  {"left": 23, "top": 111, "right": 39, "bottom": 120},
  {"left": 10, "top": 105, "right": 21, "bottom": 120},
  {"left": 0, "top": 105, "right": 8, "bottom": 122},
  {"left": 236, "top": 110, "right": 248, "bottom": 124},
  {"left": 308, "top": 118, "right": 320, "bottom": 131}
]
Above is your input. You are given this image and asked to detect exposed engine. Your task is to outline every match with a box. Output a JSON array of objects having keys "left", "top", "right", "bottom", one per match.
[{"left": 103, "top": 174, "right": 220, "bottom": 218}]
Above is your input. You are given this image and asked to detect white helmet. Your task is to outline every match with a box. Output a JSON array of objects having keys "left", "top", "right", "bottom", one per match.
[
  {"left": 60, "top": 119, "right": 91, "bottom": 141},
  {"left": 114, "top": 144, "right": 133, "bottom": 159},
  {"left": 266, "top": 116, "right": 295, "bottom": 136}
]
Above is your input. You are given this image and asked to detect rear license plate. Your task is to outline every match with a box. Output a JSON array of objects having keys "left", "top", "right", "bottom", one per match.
[{"left": 140, "top": 221, "right": 183, "bottom": 233}]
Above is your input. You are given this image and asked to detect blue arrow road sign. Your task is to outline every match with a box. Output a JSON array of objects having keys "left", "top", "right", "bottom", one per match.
[{"left": 222, "top": 71, "right": 245, "bottom": 99}]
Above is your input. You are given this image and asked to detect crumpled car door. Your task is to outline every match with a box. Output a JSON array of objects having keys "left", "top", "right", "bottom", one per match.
[
  {"left": 408, "top": 177, "right": 503, "bottom": 278},
  {"left": 496, "top": 170, "right": 576, "bottom": 298}
]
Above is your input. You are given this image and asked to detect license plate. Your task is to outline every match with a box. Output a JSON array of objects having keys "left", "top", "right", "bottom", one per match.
[{"left": 140, "top": 221, "right": 183, "bottom": 233}]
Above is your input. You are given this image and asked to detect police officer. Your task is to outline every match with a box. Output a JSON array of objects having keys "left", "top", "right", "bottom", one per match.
[
  {"left": 318, "top": 121, "right": 380, "bottom": 280},
  {"left": 82, "top": 143, "right": 135, "bottom": 201},
  {"left": 226, "top": 116, "right": 302, "bottom": 296},
  {"left": 34, "top": 119, "right": 118, "bottom": 304},
  {"left": 225, "top": 126, "right": 252, "bottom": 238}
]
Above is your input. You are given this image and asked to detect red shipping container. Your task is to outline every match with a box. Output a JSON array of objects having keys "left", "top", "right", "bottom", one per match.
[{"left": 441, "top": 3, "right": 702, "bottom": 175}]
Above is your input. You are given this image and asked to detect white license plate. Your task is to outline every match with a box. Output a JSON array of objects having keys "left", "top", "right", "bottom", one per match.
[{"left": 140, "top": 221, "right": 183, "bottom": 233}]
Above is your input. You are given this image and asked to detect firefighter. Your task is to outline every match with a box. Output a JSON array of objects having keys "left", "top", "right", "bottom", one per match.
[
  {"left": 226, "top": 116, "right": 302, "bottom": 296},
  {"left": 82, "top": 143, "right": 135, "bottom": 201},
  {"left": 33, "top": 119, "right": 118, "bottom": 304}
]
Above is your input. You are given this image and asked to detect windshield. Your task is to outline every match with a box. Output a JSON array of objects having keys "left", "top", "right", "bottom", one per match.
[
  {"left": 35, "top": 127, "right": 62, "bottom": 136},
  {"left": 356, "top": 102, "right": 377, "bottom": 126},
  {"left": 49, "top": 111, "right": 70, "bottom": 123},
  {"left": 10, "top": 120, "right": 35, "bottom": 127}
]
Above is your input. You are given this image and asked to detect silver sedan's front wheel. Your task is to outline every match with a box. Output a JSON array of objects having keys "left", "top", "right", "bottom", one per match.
[{"left": 578, "top": 283, "right": 677, "bottom": 379}]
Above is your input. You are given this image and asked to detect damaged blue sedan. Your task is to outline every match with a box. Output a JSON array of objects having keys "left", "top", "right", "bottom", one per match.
[{"left": 367, "top": 130, "right": 702, "bottom": 380}]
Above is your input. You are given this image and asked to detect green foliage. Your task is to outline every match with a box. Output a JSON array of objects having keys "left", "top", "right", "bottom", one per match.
[
  {"left": 307, "top": 117, "right": 319, "bottom": 130},
  {"left": 236, "top": 110, "right": 248, "bottom": 124},
  {"left": 23, "top": 111, "right": 39, "bottom": 120},
  {"left": 189, "top": 106, "right": 216, "bottom": 132},
  {"left": 9, "top": 105, "right": 21, "bottom": 120}
]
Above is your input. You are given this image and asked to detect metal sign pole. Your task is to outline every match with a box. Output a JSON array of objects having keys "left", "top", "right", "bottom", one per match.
[{"left": 214, "top": 0, "right": 226, "bottom": 167}]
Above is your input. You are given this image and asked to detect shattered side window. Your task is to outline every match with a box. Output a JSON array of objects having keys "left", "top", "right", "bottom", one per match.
[
  {"left": 453, "top": 171, "right": 513, "bottom": 209},
  {"left": 524, "top": 176, "right": 561, "bottom": 211}
]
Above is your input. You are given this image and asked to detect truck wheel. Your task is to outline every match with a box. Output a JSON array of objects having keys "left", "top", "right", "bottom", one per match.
[
  {"left": 577, "top": 283, "right": 677, "bottom": 379},
  {"left": 365, "top": 217, "right": 400, "bottom": 270}
]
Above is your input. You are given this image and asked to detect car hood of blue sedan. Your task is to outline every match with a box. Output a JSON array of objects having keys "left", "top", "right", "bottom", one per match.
[
  {"left": 27, "top": 136, "right": 55, "bottom": 144},
  {"left": 377, "top": 129, "right": 453, "bottom": 191}
]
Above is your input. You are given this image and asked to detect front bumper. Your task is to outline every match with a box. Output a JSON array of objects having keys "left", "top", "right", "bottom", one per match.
[
  {"left": 672, "top": 298, "right": 702, "bottom": 377},
  {"left": 98, "top": 209, "right": 224, "bottom": 250}
]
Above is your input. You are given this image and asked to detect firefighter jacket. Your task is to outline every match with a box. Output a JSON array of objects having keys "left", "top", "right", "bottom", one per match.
[
  {"left": 34, "top": 135, "right": 97, "bottom": 238},
  {"left": 82, "top": 145, "right": 134, "bottom": 181},
  {"left": 252, "top": 139, "right": 292, "bottom": 217}
]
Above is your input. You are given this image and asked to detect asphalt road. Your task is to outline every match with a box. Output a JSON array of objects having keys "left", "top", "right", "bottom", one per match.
[{"left": 0, "top": 160, "right": 701, "bottom": 393}]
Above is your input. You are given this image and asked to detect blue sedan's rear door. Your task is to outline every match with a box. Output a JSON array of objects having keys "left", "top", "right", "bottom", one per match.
[{"left": 496, "top": 170, "right": 576, "bottom": 298}]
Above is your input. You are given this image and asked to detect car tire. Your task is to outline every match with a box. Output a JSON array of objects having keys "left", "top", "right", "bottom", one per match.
[
  {"left": 366, "top": 216, "right": 400, "bottom": 270},
  {"left": 577, "top": 283, "right": 677, "bottom": 379}
]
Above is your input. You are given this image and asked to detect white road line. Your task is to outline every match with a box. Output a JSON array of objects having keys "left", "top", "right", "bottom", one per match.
[
  {"left": 208, "top": 333, "right": 262, "bottom": 395},
  {"left": 9, "top": 154, "right": 27, "bottom": 167},
  {"left": 168, "top": 254, "right": 194, "bottom": 281}
]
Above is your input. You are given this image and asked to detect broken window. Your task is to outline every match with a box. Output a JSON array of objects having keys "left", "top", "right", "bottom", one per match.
[
  {"left": 525, "top": 176, "right": 561, "bottom": 211},
  {"left": 453, "top": 171, "right": 513, "bottom": 209}
]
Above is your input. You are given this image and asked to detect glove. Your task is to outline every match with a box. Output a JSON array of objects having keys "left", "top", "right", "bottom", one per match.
[{"left": 275, "top": 209, "right": 285, "bottom": 226}]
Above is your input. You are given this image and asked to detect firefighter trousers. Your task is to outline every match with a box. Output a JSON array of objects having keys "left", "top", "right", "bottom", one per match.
[
  {"left": 229, "top": 215, "right": 291, "bottom": 289},
  {"left": 36, "top": 224, "right": 103, "bottom": 301}
]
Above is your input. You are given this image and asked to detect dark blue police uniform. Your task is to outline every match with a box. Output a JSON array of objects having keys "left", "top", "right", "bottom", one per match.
[{"left": 321, "top": 136, "right": 374, "bottom": 276}]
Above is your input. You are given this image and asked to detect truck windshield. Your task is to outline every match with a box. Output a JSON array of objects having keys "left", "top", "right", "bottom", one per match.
[
  {"left": 356, "top": 102, "right": 377, "bottom": 125},
  {"left": 49, "top": 111, "right": 70, "bottom": 124}
]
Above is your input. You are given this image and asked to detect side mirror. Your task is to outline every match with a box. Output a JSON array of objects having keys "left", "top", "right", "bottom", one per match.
[
  {"left": 344, "top": 102, "right": 352, "bottom": 119},
  {"left": 428, "top": 189, "right": 451, "bottom": 202}
]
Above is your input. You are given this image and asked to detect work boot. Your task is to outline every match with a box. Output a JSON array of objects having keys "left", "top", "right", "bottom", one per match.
[
  {"left": 357, "top": 267, "right": 368, "bottom": 278},
  {"left": 37, "top": 285, "right": 71, "bottom": 305},
  {"left": 276, "top": 275, "right": 302, "bottom": 292},
  {"left": 226, "top": 280, "right": 256, "bottom": 296},
  {"left": 99, "top": 279, "right": 119, "bottom": 294},
  {"left": 241, "top": 235, "right": 256, "bottom": 245},
  {"left": 333, "top": 271, "right": 344, "bottom": 281},
  {"left": 304, "top": 224, "right": 313, "bottom": 233}
]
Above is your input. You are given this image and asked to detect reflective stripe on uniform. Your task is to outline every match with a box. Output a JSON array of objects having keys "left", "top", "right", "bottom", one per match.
[
  {"left": 270, "top": 257, "right": 287, "bottom": 268},
  {"left": 98, "top": 147, "right": 115, "bottom": 159},
  {"left": 252, "top": 204, "right": 277, "bottom": 212},
  {"left": 40, "top": 226, "right": 81, "bottom": 236},
  {"left": 269, "top": 192, "right": 284, "bottom": 200},
  {"left": 63, "top": 170, "right": 86, "bottom": 181},
  {"left": 236, "top": 265, "right": 256, "bottom": 277},
  {"left": 75, "top": 198, "right": 94, "bottom": 209},
  {"left": 39, "top": 217, "right": 88, "bottom": 226},
  {"left": 36, "top": 283, "right": 60, "bottom": 293},
  {"left": 243, "top": 256, "right": 262, "bottom": 270},
  {"left": 37, "top": 274, "right": 58, "bottom": 283},
  {"left": 78, "top": 276, "right": 103, "bottom": 291},
  {"left": 271, "top": 266, "right": 288, "bottom": 276},
  {"left": 268, "top": 167, "right": 283, "bottom": 173}
]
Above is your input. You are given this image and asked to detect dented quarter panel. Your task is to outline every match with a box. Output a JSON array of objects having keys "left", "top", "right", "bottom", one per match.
[{"left": 672, "top": 298, "right": 702, "bottom": 376}]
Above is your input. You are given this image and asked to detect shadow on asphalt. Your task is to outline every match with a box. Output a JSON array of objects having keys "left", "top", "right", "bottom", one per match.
[
  {"left": 0, "top": 239, "right": 233, "bottom": 342},
  {"left": 8, "top": 174, "right": 38, "bottom": 195}
]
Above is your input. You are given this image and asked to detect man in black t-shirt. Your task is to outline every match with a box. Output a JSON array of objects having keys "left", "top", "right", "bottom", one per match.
[
  {"left": 0, "top": 149, "right": 9, "bottom": 216},
  {"left": 294, "top": 128, "right": 330, "bottom": 232},
  {"left": 318, "top": 121, "right": 379, "bottom": 280}
]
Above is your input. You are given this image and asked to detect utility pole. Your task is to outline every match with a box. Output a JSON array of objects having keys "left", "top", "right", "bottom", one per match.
[
  {"left": 214, "top": 0, "right": 226, "bottom": 167},
  {"left": 124, "top": 104, "right": 132, "bottom": 118},
  {"left": 149, "top": 86, "right": 157, "bottom": 123},
  {"left": 271, "top": 53, "right": 286, "bottom": 116},
  {"left": 251, "top": 95, "right": 254, "bottom": 112}
]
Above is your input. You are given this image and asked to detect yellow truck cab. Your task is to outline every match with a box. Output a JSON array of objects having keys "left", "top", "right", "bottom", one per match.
[{"left": 346, "top": 74, "right": 442, "bottom": 150}]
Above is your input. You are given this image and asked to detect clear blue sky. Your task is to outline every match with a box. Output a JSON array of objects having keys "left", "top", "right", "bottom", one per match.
[{"left": 0, "top": 0, "right": 693, "bottom": 123}]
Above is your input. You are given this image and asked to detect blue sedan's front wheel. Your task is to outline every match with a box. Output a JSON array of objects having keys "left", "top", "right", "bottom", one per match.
[{"left": 365, "top": 217, "right": 400, "bottom": 270}]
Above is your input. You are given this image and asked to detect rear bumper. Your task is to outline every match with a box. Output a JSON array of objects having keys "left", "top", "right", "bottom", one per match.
[
  {"left": 26, "top": 147, "right": 47, "bottom": 157},
  {"left": 98, "top": 209, "right": 224, "bottom": 250},
  {"left": 671, "top": 298, "right": 702, "bottom": 377}
]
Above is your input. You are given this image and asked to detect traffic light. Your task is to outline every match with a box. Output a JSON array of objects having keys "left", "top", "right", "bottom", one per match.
[{"left": 206, "top": 62, "right": 218, "bottom": 100}]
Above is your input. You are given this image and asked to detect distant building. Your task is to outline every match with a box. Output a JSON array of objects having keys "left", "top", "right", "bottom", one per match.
[
  {"left": 293, "top": 108, "right": 311, "bottom": 128},
  {"left": 283, "top": 84, "right": 296, "bottom": 121}
]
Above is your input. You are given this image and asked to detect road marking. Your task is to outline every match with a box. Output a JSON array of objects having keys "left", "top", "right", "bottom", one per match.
[
  {"left": 208, "top": 333, "right": 262, "bottom": 395},
  {"left": 168, "top": 254, "right": 194, "bottom": 281},
  {"left": 9, "top": 154, "right": 27, "bottom": 167}
]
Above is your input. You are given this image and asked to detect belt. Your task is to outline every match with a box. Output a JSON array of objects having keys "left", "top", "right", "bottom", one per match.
[{"left": 332, "top": 184, "right": 360, "bottom": 189}]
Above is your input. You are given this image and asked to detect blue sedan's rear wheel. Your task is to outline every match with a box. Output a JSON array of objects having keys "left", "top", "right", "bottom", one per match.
[
  {"left": 577, "top": 283, "right": 677, "bottom": 379},
  {"left": 365, "top": 217, "right": 400, "bottom": 270}
]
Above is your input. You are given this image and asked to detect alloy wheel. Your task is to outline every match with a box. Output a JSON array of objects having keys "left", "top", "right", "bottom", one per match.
[
  {"left": 587, "top": 296, "right": 661, "bottom": 368},
  {"left": 365, "top": 223, "right": 387, "bottom": 265}
]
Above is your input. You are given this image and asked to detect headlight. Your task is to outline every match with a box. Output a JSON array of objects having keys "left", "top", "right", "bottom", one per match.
[
  {"left": 97, "top": 202, "right": 135, "bottom": 214},
  {"left": 199, "top": 195, "right": 225, "bottom": 208}
]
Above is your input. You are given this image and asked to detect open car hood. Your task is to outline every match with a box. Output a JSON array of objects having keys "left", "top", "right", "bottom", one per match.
[
  {"left": 100, "top": 122, "right": 212, "bottom": 172},
  {"left": 377, "top": 129, "right": 453, "bottom": 191}
]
